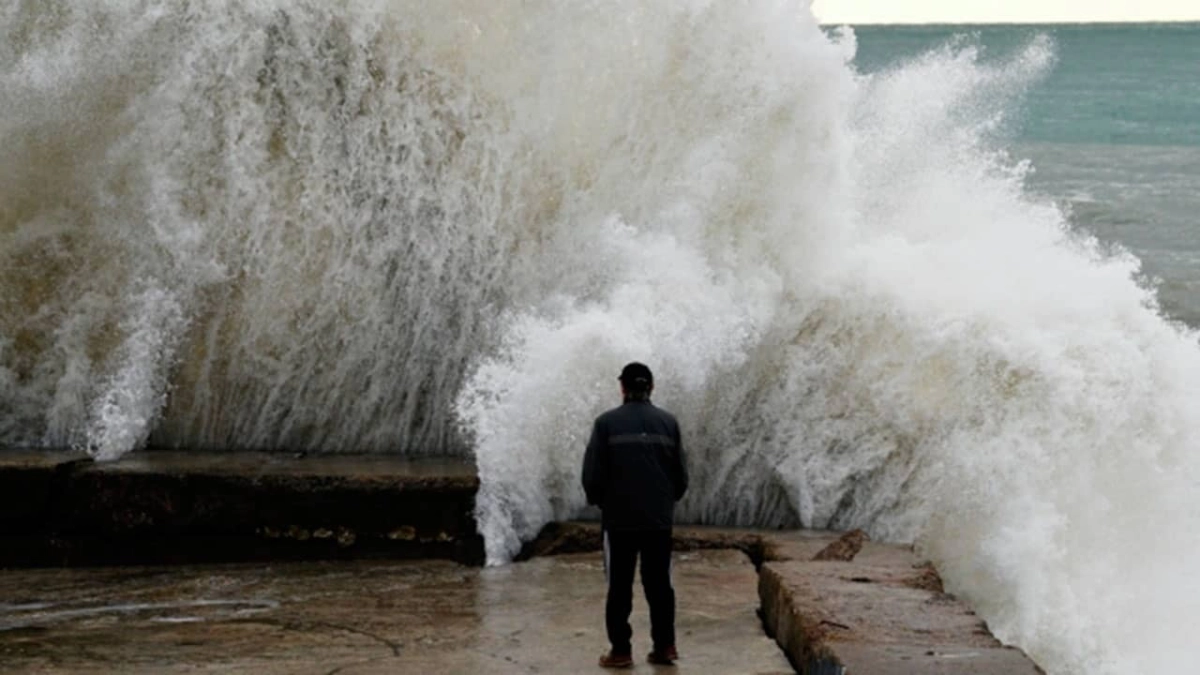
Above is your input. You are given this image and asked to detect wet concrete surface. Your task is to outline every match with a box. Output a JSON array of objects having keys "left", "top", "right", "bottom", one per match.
[
  {"left": 526, "top": 524, "right": 1045, "bottom": 675},
  {"left": 0, "top": 451, "right": 1044, "bottom": 673},
  {"left": 0, "top": 549, "right": 792, "bottom": 674}
]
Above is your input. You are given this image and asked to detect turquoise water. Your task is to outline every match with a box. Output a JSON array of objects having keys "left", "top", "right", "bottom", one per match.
[{"left": 849, "top": 23, "right": 1200, "bottom": 324}]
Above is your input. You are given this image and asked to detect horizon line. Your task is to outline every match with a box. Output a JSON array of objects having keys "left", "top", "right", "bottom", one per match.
[{"left": 815, "top": 18, "right": 1200, "bottom": 27}]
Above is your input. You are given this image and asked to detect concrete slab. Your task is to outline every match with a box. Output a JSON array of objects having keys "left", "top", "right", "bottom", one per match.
[
  {"left": 758, "top": 535, "right": 1045, "bottom": 675},
  {"left": 0, "top": 449, "right": 89, "bottom": 533},
  {"left": 517, "top": 523, "right": 1045, "bottom": 674},
  {"left": 86, "top": 450, "right": 477, "bottom": 479},
  {"left": 0, "top": 450, "right": 482, "bottom": 567},
  {"left": 0, "top": 549, "right": 792, "bottom": 674}
]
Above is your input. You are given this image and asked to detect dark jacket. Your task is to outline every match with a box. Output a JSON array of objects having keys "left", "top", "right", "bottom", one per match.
[{"left": 581, "top": 399, "right": 688, "bottom": 531}]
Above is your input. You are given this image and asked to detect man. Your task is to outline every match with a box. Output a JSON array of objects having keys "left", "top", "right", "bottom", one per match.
[{"left": 582, "top": 362, "right": 689, "bottom": 669}]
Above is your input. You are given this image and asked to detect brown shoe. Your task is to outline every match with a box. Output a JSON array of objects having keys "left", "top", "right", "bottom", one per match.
[
  {"left": 599, "top": 651, "right": 634, "bottom": 669},
  {"left": 647, "top": 646, "right": 678, "bottom": 665}
]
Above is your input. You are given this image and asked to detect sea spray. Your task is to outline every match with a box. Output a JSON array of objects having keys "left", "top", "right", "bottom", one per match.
[
  {"left": 1, "top": 1, "right": 515, "bottom": 454},
  {"left": 455, "top": 7, "right": 1200, "bottom": 674},
  {"left": 3, "top": 3, "right": 1200, "bottom": 673}
]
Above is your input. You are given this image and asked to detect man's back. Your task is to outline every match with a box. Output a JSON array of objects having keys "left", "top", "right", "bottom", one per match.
[
  {"left": 582, "top": 400, "right": 688, "bottom": 532},
  {"left": 584, "top": 362, "right": 686, "bottom": 668}
]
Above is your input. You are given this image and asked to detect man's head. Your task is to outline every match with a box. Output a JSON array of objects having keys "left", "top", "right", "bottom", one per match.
[{"left": 619, "top": 362, "right": 653, "bottom": 400}]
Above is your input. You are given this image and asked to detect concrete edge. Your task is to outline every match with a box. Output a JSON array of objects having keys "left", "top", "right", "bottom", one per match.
[
  {"left": 758, "top": 563, "right": 847, "bottom": 674},
  {"left": 0, "top": 450, "right": 484, "bottom": 567}
]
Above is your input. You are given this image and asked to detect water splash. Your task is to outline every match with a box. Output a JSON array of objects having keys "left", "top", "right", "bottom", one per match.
[
  {"left": 3, "top": 3, "right": 1200, "bottom": 673},
  {"left": 1, "top": 1, "right": 514, "bottom": 454}
]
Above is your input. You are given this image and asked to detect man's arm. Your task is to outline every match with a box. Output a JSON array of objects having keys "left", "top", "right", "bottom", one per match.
[
  {"left": 672, "top": 421, "right": 688, "bottom": 501},
  {"left": 581, "top": 419, "right": 607, "bottom": 506}
]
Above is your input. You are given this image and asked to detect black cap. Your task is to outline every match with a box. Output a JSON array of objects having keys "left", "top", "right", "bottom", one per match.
[{"left": 618, "top": 362, "right": 653, "bottom": 391}]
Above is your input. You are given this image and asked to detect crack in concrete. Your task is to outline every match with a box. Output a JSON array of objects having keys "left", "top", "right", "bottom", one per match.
[
  {"left": 311, "top": 621, "right": 403, "bottom": 656},
  {"left": 230, "top": 617, "right": 403, "bottom": 656},
  {"left": 324, "top": 655, "right": 393, "bottom": 675}
]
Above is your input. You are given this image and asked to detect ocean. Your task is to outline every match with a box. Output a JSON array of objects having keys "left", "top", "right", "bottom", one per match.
[
  {"left": 852, "top": 23, "right": 1200, "bottom": 325},
  {"left": 2, "top": 4, "right": 1199, "bottom": 673}
]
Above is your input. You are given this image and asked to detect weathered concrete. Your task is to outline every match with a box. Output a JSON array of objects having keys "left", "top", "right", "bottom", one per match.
[
  {"left": 523, "top": 523, "right": 1044, "bottom": 675},
  {"left": 0, "top": 450, "right": 482, "bottom": 566},
  {"left": 518, "top": 520, "right": 780, "bottom": 566},
  {"left": 0, "top": 450, "right": 89, "bottom": 533},
  {"left": 0, "top": 452, "right": 1046, "bottom": 673},
  {"left": 757, "top": 532, "right": 1045, "bottom": 675},
  {"left": 0, "top": 550, "right": 792, "bottom": 674}
]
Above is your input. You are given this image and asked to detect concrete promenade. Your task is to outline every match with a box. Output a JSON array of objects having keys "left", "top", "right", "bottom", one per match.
[
  {"left": 0, "top": 450, "right": 1044, "bottom": 674},
  {"left": 0, "top": 550, "right": 789, "bottom": 673}
]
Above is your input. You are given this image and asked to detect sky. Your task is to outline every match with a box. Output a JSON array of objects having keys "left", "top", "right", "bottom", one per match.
[{"left": 811, "top": 0, "right": 1200, "bottom": 24}]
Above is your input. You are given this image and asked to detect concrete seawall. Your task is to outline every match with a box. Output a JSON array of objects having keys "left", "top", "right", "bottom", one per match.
[
  {"left": 0, "top": 450, "right": 483, "bottom": 566},
  {"left": 0, "top": 450, "right": 1044, "bottom": 674}
]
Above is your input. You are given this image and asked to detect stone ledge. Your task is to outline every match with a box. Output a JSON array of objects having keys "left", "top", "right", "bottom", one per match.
[
  {"left": 757, "top": 541, "right": 1046, "bottom": 675},
  {"left": 0, "top": 450, "right": 483, "bottom": 567},
  {"left": 0, "top": 450, "right": 89, "bottom": 533}
]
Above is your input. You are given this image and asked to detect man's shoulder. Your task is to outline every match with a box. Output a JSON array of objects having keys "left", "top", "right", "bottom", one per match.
[{"left": 593, "top": 406, "right": 625, "bottom": 425}]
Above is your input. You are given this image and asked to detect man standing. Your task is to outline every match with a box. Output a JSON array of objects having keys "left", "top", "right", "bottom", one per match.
[{"left": 582, "top": 362, "right": 689, "bottom": 669}]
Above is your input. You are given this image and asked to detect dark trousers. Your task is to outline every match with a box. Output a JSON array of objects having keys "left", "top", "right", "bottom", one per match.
[{"left": 602, "top": 528, "right": 675, "bottom": 655}]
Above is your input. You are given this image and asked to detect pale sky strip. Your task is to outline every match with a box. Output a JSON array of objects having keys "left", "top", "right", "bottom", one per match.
[{"left": 812, "top": 0, "right": 1200, "bottom": 24}]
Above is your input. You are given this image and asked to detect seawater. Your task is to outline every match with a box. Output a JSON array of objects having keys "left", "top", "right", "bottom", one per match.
[
  {"left": 2, "top": 4, "right": 1199, "bottom": 673},
  {"left": 854, "top": 23, "right": 1200, "bottom": 324}
]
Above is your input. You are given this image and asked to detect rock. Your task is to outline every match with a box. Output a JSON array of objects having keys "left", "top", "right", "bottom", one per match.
[
  {"left": 811, "top": 528, "right": 867, "bottom": 562},
  {"left": 388, "top": 526, "right": 417, "bottom": 541},
  {"left": 905, "top": 561, "right": 945, "bottom": 593}
]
